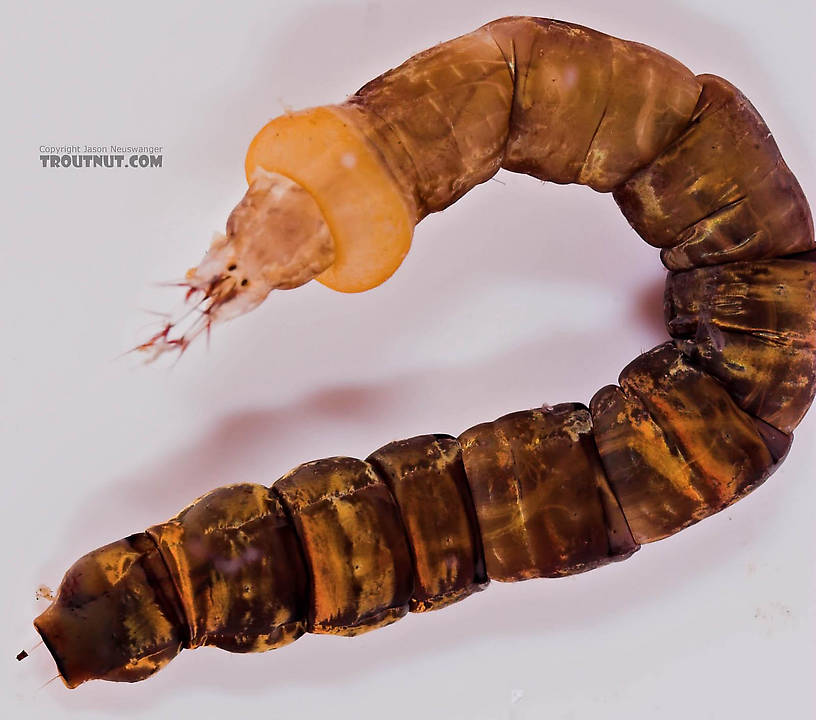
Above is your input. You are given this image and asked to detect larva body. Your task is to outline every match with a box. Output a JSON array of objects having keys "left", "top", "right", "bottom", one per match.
[{"left": 34, "top": 16, "right": 814, "bottom": 687}]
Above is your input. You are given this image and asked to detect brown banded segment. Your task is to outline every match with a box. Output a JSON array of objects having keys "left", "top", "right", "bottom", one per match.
[
  {"left": 273, "top": 457, "right": 414, "bottom": 636},
  {"left": 614, "top": 74, "right": 815, "bottom": 269},
  {"left": 367, "top": 434, "right": 488, "bottom": 612},
  {"left": 33, "top": 534, "right": 186, "bottom": 688},
  {"left": 458, "top": 403, "right": 637, "bottom": 583},
  {"left": 590, "top": 344, "right": 776, "bottom": 543},
  {"left": 620, "top": 345, "right": 775, "bottom": 501},
  {"left": 487, "top": 17, "right": 701, "bottom": 191},
  {"left": 147, "top": 484, "right": 308, "bottom": 653},
  {"left": 347, "top": 25, "right": 514, "bottom": 219},
  {"left": 591, "top": 384, "right": 704, "bottom": 543},
  {"left": 345, "top": 16, "right": 701, "bottom": 219},
  {"left": 665, "top": 259, "right": 816, "bottom": 433}
]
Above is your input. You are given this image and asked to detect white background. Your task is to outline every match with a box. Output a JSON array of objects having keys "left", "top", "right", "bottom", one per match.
[{"left": 2, "top": 1, "right": 814, "bottom": 718}]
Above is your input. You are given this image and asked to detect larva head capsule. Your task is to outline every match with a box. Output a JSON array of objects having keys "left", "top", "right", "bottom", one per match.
[
  {"left": 135, "top": 105, "right": 417, "bottom": 361},
  {"left": 33, "top": 534, "right": 187, "bottom": 688},
  {"left": 135, "top": 170, "right": 335, "bottom": 361}
]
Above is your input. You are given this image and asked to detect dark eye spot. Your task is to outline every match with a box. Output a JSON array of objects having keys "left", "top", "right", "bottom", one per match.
[
  {"left": 227, "top": 264, "right": 237, "bottom": 271},
  {"left": 240, "top": 279, "right": 248, "bottom": 287}
]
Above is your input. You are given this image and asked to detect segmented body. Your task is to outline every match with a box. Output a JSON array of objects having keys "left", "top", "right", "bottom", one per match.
[{"left": 34, "top": 16, "right": 814, "bottom": 687}]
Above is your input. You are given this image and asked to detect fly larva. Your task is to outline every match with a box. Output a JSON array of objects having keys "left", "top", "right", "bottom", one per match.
[{"left": 29, "top": 16, "right": 814, "bottom": 688}]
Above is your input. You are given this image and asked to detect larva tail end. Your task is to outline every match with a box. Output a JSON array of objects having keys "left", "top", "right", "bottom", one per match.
[{"left": 33, "top": 534, "right": 187, "bottom": 688}]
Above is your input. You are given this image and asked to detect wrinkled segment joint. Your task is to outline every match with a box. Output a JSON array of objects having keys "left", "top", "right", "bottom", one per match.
[{"left": 664, "top": 256, "right": 816, "bottom": 434}]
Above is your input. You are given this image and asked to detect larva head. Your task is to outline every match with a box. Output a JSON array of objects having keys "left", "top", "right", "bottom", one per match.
[
  {"left": 135, "top": 170, "right": 335, "bottom": 360},
  {"left": 33, "top": 534, "right": 186, "bottom": 687}
]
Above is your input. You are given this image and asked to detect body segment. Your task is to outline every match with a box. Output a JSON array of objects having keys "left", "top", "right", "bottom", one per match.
[
  {"left": 614, "top": 74, "right": 814, "bottom": 269},
  {"left": 147, "top": 484, "right": 308, "bottom": 652},
  {"left": 367, "top": 434, "right": 487, "bottom": 611},
  {"left": 274, "top": 457, "right": 414, "bottom": 635},
  {"left": 589, "top": 344, "right": 778, "bottom": 543},
  {"left": 459, "top": 404, "right": 637, "bottom": 581},
  {"left": 487, "top": 17, "right": 702, "bottom": 191}
]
